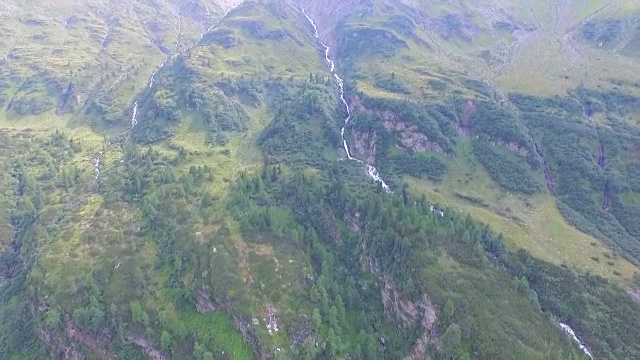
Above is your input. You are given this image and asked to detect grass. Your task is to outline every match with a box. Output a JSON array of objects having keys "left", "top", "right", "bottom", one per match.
[
  {"left": 2, "top": 1, "right": 639, "bottom": 358},
  {"left": 335, "top": 0, "right": 640, "bottom": 282},
  {"left": 181, "top": 310, "right": 253, "bottom": 360},
  {"left": 342, "top": 0, "right": 640, "bottom": 98},
  {"left": 405, "top": 141, "right": 638, "bottom": 280},
  {"left": 190, "top": 2, "right": 326, "bottom": 79}
]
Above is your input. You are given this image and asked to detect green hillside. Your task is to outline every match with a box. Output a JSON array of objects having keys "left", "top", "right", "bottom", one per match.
[{"left": 1, "top": 0, "right": 640, "bottom": 359}]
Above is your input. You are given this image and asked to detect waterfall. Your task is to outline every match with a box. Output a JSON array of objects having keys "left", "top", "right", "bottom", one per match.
[
  {"left": 302, "top": 8, "right": 390, "bottom": 193},
  {"left": 559, "top": 323, "right": 594, "bottom": 359},
  {"left": 130, "top": 101, "right": 139, "bottom": 128},
  {"left": 94, "top": 5, "right": 240, "bottom": 181},
  {"left": 94, "top": 151, "right": 103, "bottom": 179}
]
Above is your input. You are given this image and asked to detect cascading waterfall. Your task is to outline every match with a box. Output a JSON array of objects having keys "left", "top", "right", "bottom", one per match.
[
  {"left": 300, "top": 10, "right": 597, "bottom": 358},
  {"left": 559, "top": 323, "right": 594, "bottom": 359},
  {"left": 302, "top": 8, "right": 390, "bottom": 193},
  {"left": 130, "top": 101, "right": 139, "bottom": 128},
  {"left": 94, "top": 6, "right": 239, "bottom": 180}
]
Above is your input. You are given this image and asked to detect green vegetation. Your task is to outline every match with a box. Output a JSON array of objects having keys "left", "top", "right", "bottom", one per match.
[
  {"left": 2, "top": 0, "right": 640, "bottom": 359},
  {"left": 472, "top": 139, "right": 541, "bottom": 195},
  {"left": 228, "top": 163, "right": 587, "bottom": 359},
  {"left": 374, "top": 72, "right": 411, "bottom": 94},
  {"left": 511, "top": 90, "right": 640, "bottom": 264}
]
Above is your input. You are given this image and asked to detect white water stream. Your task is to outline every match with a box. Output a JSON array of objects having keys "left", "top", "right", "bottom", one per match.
[
  {"left": 559, "top": 323, "right": 594, "bottom": 359},
  {"left": 302, "top": 8, "right": 390, "bottom": 193},
  {"left": 301, "top": 11, "right": 595, "bottom": 358},
  {"left": 94, "top": 7, "right": 239, "bottom": 180}
]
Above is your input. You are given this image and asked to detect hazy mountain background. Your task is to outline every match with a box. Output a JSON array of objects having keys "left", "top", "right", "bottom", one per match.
[{"left": 1, "top": 0, "right": 640, "bottom": 359}]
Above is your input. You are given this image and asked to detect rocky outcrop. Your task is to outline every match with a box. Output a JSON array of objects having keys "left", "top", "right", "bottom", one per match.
[
  {"left": 381, "top": 275, "right": 436, "bottom": 328},
  {"left": 351, "top": 95, "right": 445, "bottom": 154},
  {"left": 602, "top": 178, "right": 611, "bottom": 211},
  {"left": 458, "top": 99, "right": 476, "bottom": 137},
  {"left": 65, "top": 322, "right": 113, "bottom": 360},
  {"left": 125, "top": 335, "right": 166, "bottom": 360},
  {"left": 353, "top": 130, "right": 377, "bottom": 164},
  {"left": 41, "top": 320, "right": 113, "bottom": 360},
  {"left": 598, "top": 144, "right": 605, "bottom": 168},
  {"left": 364, "top": 253, "right": 438, "bottom": 360},
  {"left": 380, "top": 275, "right": 437, "bottom": 360},
  {"left": 234, "top": 316, "right": 261, "bottom": 350},
  {"left": 345, "top": 212, "right": 361, "bottom": 233},
  {"left": 383, "top": 114, "right": 444, "bottom": 153},
  {"left": 505, "top": 141, "right": 529, "bottom": 157},
  {"left": 40, "top": 328, "right": 82, "bottom": 360},
  {"left": 195, "top": 287, "right": 220, "bottom": 313},
  {"left": 57, "top": 80, "right": 79, "bottom": 114},
  {"left": 627, "top": 288, "right": 640, "bottom": 305},
  {"left": 299, "top": 0, "right": 373, "bottom": 40},
  {"left": 532, "top": 137, "right": 556, "bottom": 194}
]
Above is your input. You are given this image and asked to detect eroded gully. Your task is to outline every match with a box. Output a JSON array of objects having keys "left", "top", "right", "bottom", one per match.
[
  {"left": 301, "top": 8, "right": 391, "bottom": 193},
  {"left": 95, "top": 8, "right": 236, "bottom": 179}
]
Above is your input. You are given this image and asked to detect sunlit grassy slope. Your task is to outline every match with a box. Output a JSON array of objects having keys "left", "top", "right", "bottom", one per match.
[
  {"left": 327, "top": 0, "right": 640, "bottom": 98},
  {"left": 313, "top": 0, "right": 640, "bottom": 280},
  {"left": 405, "top": 142, "right": 638, "bottom": 280},
  {"left": 0, "top": 0, "right": 237, "bottom": 131}
]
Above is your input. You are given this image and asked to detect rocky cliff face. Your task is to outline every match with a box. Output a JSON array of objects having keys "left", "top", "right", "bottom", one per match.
[
  {"left": 363, "top": 252, "right": 438, "bottom": 360},
  {"left": 350, "top": 95, "right": 445, "bottom": 155},
  {"left": 381, "top": 275, "right": 437, "bottom": 360},
  {"left": 382, "top": 110, "right": 445, "bottom": 154}
]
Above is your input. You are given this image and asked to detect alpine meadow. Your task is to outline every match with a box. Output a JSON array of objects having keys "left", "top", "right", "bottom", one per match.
[{"left": 1, "top": 0, "right": 640, "bottom": 359}]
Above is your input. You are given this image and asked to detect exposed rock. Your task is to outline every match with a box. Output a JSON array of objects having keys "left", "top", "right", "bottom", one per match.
[
  {"left": 353, "top": 130, "right": 377, "bottom": 164},
  {"left": 345, "top": 212, "right": 361, "bottom": 233},
  {"left": 299, "top": 0, "right": 374, "bottom": 41},
  {"left": 627, "top": 288, "right": 640, "bottom": 305},
  {"left": 532, "top": 137, "right": 556, "bottom": 194},
  {"left": 505, "top": 141, "right": 529, "bottom": 157},
  {"left": 380, "top": 275, "right": 436, "bottom": 329},
  {"left": 350, "top": 95, "right": 444, "bottom": 154},
  {"left": 602, "top": 178, "right": 612, "bottom": 211},
  {"left": 201, "top": 29, "right": 239, "bottom": 48},
  {"left": 234, "top": 316, "right": 260, "bottom": 349},
  {"left": 63, "top": 15, "right": 78, "bottom": 29},
  {"left": 458, "top": 99, "right": 476, "bottom": 137},
  {"left": 125, "top": 335, "right": 166, "bottom": 360},
  {"left": 380, "top": 275, "right": 437, "bottom": 360},
  {"left": 24, "top": 18, "right": 46, "bottom": 26},
  {"left": 289, "top": 314, "right": 315, "bottom": 346},
  {"left": 195, "top": 287, "right": 219, "bottom": 313},
  {"left": 433, "top": 13, "right": 474, "bottom": 42},
  {"left": 57, "top": 80, "right": 79, "bottom": 114},
  {"left": 382, "top": 111, "right": 444, "bottom": 153},
  {"left": 364, "top": 250, "right": 437, "bottom": 359},
  {"left": 64, "top": 321, "right": 113, "bottom": 360},
  {"left": 598, "top": 144, "right": 605, "bottom": 168},
  {"left": 40, "top": 327, "right": 82, "bottom": 360}
]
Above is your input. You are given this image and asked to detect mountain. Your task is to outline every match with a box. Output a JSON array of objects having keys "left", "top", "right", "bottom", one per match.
[{"left": 1, "top": 0, "right": 640, "bottom": 359}]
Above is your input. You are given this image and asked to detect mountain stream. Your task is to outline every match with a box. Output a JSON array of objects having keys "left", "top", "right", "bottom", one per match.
[
  {"left": 302, "top": 8, "right": 598, "bottom": 359},
  {"left": 559, "top": 322, "right": 594, "bottom": 359},
  {"left": 94, "top": 8, "right": 237, "bottom": 179},
  {"left": 301, "top": 8, "right": 390, "bottom": 193}
]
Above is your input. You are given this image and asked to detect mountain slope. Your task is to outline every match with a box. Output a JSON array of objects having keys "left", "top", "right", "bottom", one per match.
[
  {"left": 1, "top": 0, "right": 640, "bottom": 359},
  {"left": 300, "top": 0, "right": 640, "bottom": 277},
  {"left": 0, "top": 0, "right": 240, "bottom": 129}
]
